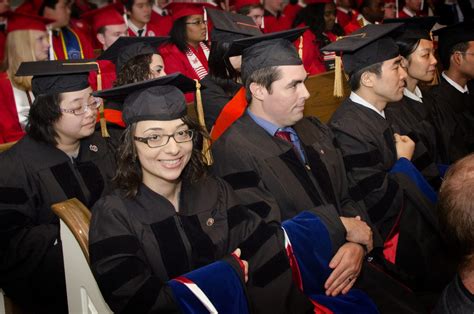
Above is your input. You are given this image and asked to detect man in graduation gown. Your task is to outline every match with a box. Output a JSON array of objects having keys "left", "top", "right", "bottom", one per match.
[
  {"left": 211, "top": 34, "right": 426, "bottom": 312},
  {"left": 324, "top": 24, "right": 454, "bottom": 301},
  {"left": 0, "top": 60, "right": 116, "bottom": 313},
  {"left": 124, "top": 0, "right": 165, "bottom": 37},
  {"left": 82, "top": 4, "right": 128, "bottom": 91},
  {"left": 426, "top": 22, "right": 474, "bottom": 165},
  {"left": 34, "top": 0, "right": 95, "bottom": 59}
]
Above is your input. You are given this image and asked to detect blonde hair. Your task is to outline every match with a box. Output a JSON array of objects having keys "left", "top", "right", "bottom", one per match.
[{"left": 3, "top": 30, "right": 46, "bottom": 91}]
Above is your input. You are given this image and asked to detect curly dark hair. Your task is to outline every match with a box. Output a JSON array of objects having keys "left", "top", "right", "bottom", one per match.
[
  {"left": 292, "top": 3, "right": 344, "bottom": 47},
  {"left": 114, "top": 54, "right": 153, "bottom": 87},
  {"left": 26, "top": 93, "right": 62, "bottom": 145},
  {"left": 114, "top": 115, "right": 209, "bottom": 198}
]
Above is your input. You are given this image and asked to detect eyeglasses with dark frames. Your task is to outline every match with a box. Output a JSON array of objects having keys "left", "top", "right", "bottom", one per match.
[
  {"left": 185, "top": 20, "right": 207, "bottom": 26},
  {"left": 134, "top": 129, "right": 195, "bottom": 148},
  {"left": 60, "top": 96, "right": 101, "bottom": 115}
]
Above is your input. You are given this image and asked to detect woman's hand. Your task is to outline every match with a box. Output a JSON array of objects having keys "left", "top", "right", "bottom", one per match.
[
  {"left": 232, "top": 248, "right": 249, "bottom": 283},
  {"left": 324, "top": 242, "right": 364, "bottom": 296}
]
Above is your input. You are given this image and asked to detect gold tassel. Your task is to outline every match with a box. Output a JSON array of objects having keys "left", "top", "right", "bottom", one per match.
[
  {"left": 298, "top": 35, "right": 303, "bottom": 60},
  {"left": 96, "top": 65, "right": 110, "bottom": 138},
  {"left": 194, "top": 79, "right": 213, "bottom": 165},
  {"left": 334, "top": 54, "right": 344, "bottom": 98}
]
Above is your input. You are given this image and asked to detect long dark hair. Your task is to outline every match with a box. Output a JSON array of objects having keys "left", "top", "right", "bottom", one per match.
[
  {"left": 114, "top": 115, "right": 209, "bottom": 198},
  {"left": 207, "top": 40, "right": 241, "bottom": 96},
  {"left": 292, "top": 3, "right": 344, "bottom": 47},
  {"left": 114, "top": 54, "right": 153, "bottom": 87},
  {"left": 396, "top": 37, "right": 422, "bottom": 59},
  {"left": 26, "top": 93, "right": 62, "bottom": 145},
  {"left": 169, "top": 16, "right": 190, "bottom": 52}
]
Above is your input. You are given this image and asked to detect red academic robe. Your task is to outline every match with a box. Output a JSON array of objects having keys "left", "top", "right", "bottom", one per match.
[
  {"left": 0, "top": 73, "right": 25, "bottom": 144},
  {"left": 150, "top": 11, "right": 173, "bottom": 35},
  {"left": 127, "top": 22, "right": 168, "bottom": 37},
  {"left": 294, "top": 27, "right": 337, "bottom": 76},
  {"left": 343, "top": 18, "right": 363, "bottom": 34},
  {"left": 336, "top": 7, "right": 359, "bottom": 28},
  {"left": 88, "top": 59, "right": 116, "bottom": 91},
  {"left": 0, "top": 31, "right": 5, "bottom": 64},
  {"left": 159, "top": 42, "right": 209, "bottom": 102},
  {"left": 51, "top": 26, "right": 95, "bottom": 60},
  {"left": 263, "top": 10, "right": 293, "bottom": 33}
]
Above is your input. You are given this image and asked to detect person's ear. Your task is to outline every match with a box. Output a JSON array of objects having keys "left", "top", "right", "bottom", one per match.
[
  {"left": 360, "top": 71, "right": 375, "bottom": 88},
  {"left": 249, "top": 82, "right": 265, "bottom": 101},
  {"left": 400, "top": 56, "right": 409, "bottom": 69}
]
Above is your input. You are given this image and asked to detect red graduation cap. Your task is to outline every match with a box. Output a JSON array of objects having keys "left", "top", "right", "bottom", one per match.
[
  {"left": 6, "top": 12, "right": 53, "bottom": 32},
  {"left": 165, "top": 1, "right": 217, "bottom": 21},
  {"left": 81, "top": 4, "right": 126, "bottom": 34},
  {"left": 304, "top": 0, "right": 332, "bottom": 4}
]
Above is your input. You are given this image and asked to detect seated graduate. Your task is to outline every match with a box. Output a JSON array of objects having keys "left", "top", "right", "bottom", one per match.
[
  {"left": 95, "top": 36, "right": 169, "bottom": 132},
  {"left": 201, "top": 8, "right": 261, "bottom": 133},
  {"left": 89, "top": 73, "right": 410, "bottom": 314},
  {"left": 0, "top": 60, "right": 117, "bottom": 313},
  {"left": 426, "top": 22, "right": 474, "bottom": 165},
  {"left": 210, "top": 33, "right": 425, "bottom": 312},
  {"left": 324, "top": 24, "right": 455, "bottom": 302},
  {"left": 202, "top": 8, "right": 306, "bottom": 140},
  {"left": 384, "top": 17, "right": 444, "bottom": 186},
  {"left": 434, "top": 153, "right": 474, "bottom": 313}
]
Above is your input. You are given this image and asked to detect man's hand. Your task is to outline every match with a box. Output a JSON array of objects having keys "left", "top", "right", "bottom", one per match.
[
  {"left": 233, "top": 248, "right": 249, "bottom": 283},
  {"left": 340, "top": 216, "right": 373, "bottom": 252},
  {"left": 394, "top": 133, "right": 415, "bottom": 160},
  {"left": 324, "top": 242, "right": 364, "bottom": 296}
]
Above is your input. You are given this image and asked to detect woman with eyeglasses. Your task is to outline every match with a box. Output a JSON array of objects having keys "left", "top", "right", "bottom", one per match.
[
  {"left": 0, "top": 61, "right": 117, "bottom": 313},
  {"left": 159, "top": 3, "right": 216, "bottom": 102}
]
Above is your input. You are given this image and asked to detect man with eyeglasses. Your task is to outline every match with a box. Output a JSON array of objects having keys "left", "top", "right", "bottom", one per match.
[
  {"left": 0, "top": 60, "right": 117, "bottom": 313},
  {"left": 427, "top": 22, "right": 474, "bottom": 164}
]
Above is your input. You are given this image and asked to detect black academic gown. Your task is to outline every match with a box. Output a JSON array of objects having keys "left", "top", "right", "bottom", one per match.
[
  {"left": 385, "top": 93, "right": 442, "bottom": 189},
  {"left": 329, "top": 98, "right": 454, "bottom": 295},
  {"left": 211, "top": 114, "right": 425, "bottom": 313},
  {"left": 0, "top": 132, "right": 116, "bottom": 313},
  {"left": 426, "top": 77, "right": 474, "bottom": 164},
  {"left": 200, "top": 75, "right": 243, "bottom": 132},
  {"left": 89, "top": 175, "right": 316, "bottom": 314}
]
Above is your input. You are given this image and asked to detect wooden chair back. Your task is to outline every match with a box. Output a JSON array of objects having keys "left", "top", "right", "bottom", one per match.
[{"left": 303, "top": 71, "right": 350, "bottom": 123}]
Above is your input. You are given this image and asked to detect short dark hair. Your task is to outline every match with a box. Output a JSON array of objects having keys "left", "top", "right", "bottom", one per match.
[
  {"left": 114, "top": 115, "right": 208, "bottom": 198},
  {"left": 39, "top": 0, "right": 58, "bottom": 16},
  {"left": 207, "top": 40, "right": 240, "bottom": 96},
  {"left": 169, "top": 16, "right": 190, "bottom": 52},
  {"left": 245, "top": 66, "right": 282, "bottom": 103},
  {"left": 26, "top": 93, "right": 62, "bottom": 145},
  {"left": 348, "top": 61, "right": 383, "bottom": 91},
  {"left": 442, "top": 41, "right": 469, "bottom": 70},
  {"left": 236, "top": 3, "right": 264, "bottom": 15},
  {"left": 114, "top": 53, "right": 153, "bottom": 87},
  {"left": 438, "top": 153, "right": 474, "bottom": 268},
  {"left": 396, "top": 37, "right": 421, "bottom": 59},
  {"left": 97, "top": 25, "right": 106, "bottom": 36}
]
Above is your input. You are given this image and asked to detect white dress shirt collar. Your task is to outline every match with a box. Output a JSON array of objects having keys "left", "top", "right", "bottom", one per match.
[
  {"left": 442, "top": 72, "right": 469, "bottom": 94},
  {"left": 403, "top": 86, "right": 423, "bottom": 102},
  {"left": 350, "top": 92, "right": 386, "bottom": 118}
]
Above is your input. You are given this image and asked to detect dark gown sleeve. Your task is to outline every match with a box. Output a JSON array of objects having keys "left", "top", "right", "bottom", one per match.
[
  {"left": 89, "top": 196, "right": 181, "bottom": 314},
  {"left": 211, "top": 140, "right": 347, "bottom": 253},
  {"left": 201, "top": 76, "right": 233, "bottom": 132},
  {"left": 0, "top": 150, "right": 60, "bottom": 286}
]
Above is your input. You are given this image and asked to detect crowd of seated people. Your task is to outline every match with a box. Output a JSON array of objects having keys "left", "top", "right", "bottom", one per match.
[{"left": 0, "top": 0, "right": 473, "bottom": 313}]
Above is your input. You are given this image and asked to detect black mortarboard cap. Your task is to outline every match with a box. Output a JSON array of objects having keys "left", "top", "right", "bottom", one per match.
[
  {"left": 384, "top": 16, "right": 438, "bottom": 41},
  {"left": 92, "top": 73, "right": 196, "bottom": 125},
  {"left": 97, "top": 36, "right": 169, "bottom": 72},
  {"left": 16, "top": 60, "right": 97, "bottom": 96},
  {"left": 432, "top": 22, "right": 474, "bottom": 65},
  {"left": 206, "top": 8, "right": 262, "bottom": 43},
  {"left": 321, "top": 23, "right": 403, "bottom": 76},
  {"left": 241, "top": 38, "right": 303, "bottom": 85},
  {"left": 227, "top": 27, "right": 307, "bottom": 57}
]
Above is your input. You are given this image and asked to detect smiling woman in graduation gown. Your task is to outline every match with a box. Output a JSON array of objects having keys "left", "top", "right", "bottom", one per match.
[{"left": 0, "top": 61, "right": 116, "bottom": 313}]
